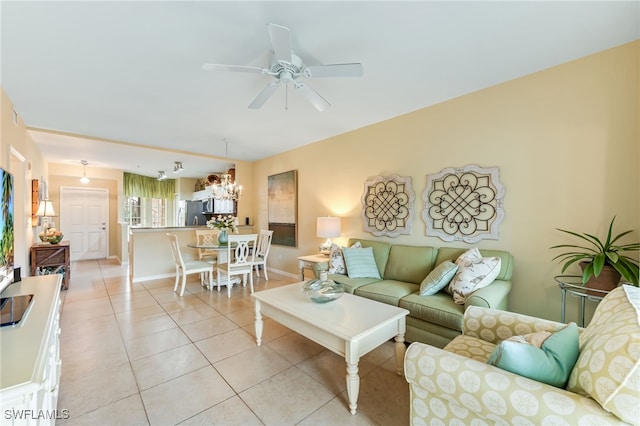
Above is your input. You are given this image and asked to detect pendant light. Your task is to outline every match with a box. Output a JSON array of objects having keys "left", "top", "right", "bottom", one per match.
[{"left": 80, "top": 160, "right": 90, "bottom": 184}]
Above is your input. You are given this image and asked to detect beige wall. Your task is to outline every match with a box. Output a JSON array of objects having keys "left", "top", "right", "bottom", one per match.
[
  {"left": 252, "top": 41, "right": 640, "bottom": 321},
  {"left": 1, "top": 88, "right": 49, "bottom": 275}
]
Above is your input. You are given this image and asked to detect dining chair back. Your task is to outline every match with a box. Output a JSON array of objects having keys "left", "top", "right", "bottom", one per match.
[
  {"left": 195, "top": 229, "right": 219, "bottom": 264},
  {"left": 216, "top": 233, "right": 258, "bottom": 297},
  {"left": 253, "top": 230, "right": 274, "bottom": 280},
  {"left": 167, "top": 233, "right": 213, "bottom": 296}
]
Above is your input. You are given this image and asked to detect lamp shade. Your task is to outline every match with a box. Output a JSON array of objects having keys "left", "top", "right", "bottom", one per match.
[
  {"left": 36, "top": 200, "right": 57, "bottom": 217},
  {"left": 317, "top": 217, "right": 341, "bottom": 238}
]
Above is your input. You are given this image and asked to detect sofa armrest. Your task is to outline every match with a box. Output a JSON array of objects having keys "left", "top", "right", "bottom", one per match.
[
  {"left": 462, "top": 306, "right": 569, "bottom": 344},
  {"left": 311, "top": 261, "right": 329, "bottom": 278},
  {"left": 464, "top": 279, "right": 511, "bottom": 309},
  {"left": 404, "top": 342, "right": 625, "bottom": 425}
]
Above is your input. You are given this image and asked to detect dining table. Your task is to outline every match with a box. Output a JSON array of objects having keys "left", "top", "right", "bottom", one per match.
[{"left": 187, "top": 242, "right": 242, "bottom": 288}]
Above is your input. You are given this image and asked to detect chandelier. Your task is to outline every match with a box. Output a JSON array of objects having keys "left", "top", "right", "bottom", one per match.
[{"left": 212, "top": 139, "right": 242, "bottom": 201}]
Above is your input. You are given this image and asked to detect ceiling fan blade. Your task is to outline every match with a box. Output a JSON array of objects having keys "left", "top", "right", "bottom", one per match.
[
  {"left": 202, "top": 63, "right": 265, "bottom": 73},
  {"left": 267, "top": 23, "right": 292, "bottom": 64},
  {"left": 248, "top": 81, "right": 280, "bottom": 109},
  {"left": 294, "top": 82, "right": 330, "bottom": 112},
  {"left": 304, "top": 63, "right": 363, "bottom": 78}
]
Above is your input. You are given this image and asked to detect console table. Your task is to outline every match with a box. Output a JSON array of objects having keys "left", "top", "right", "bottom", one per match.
[
  {"left": 1, "top": 275, "right": 63, "bottom": 424},
  {"left": 31, "top": 242, "right": 70, "bottom": 290}
]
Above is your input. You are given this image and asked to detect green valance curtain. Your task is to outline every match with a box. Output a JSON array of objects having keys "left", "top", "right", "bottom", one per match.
[{"left": 124, "top": 172, "right": 175, "bottom": 199}]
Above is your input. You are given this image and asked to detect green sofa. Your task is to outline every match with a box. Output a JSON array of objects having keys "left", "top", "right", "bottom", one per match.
[{"left": 314, "top": 238, "right": 514, "bottom": 348}]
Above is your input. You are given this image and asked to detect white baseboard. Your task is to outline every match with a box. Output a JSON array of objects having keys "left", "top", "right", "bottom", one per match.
[{"left": 132, "top": 273, "right": 174, "bottom": 283}]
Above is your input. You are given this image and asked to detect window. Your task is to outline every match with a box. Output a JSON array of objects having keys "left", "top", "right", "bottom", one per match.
[
  {"left": 151, "top": 198, "right": 166, "bottom": 227},
  {"left": 124, "top": 197, "right": 141, "bottom": 226}
]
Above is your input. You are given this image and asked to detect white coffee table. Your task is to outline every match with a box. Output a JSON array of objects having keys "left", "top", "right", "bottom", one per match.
[{"left": 251, "top": 283, "right": 409, "bottom": 415}]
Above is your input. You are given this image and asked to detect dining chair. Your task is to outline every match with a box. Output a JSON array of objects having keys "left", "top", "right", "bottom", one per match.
[
  {"left": 194, "top": 229, "right": 219, "bottom": 264},
  {"left": 216, "top": 233, "right": 258, "bottom": 298},
  {"left": 253, "top": 230, "right": 274, "bottom": 280},
  {"left": 167, "top": 233, "right": 213, "bottom": 296}
]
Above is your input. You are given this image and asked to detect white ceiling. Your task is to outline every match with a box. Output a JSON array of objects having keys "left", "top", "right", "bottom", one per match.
[{"left": 2, "top": 1, "right": 638, "bottom": 179}]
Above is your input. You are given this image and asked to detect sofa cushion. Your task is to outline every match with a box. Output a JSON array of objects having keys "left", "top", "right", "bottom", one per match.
[
  {"left": 566, "top": 285, "right": 640, "bottom": 424},
  {"left": 447, "top": 248, "right": 501, "bottom": 304},
  {"left": 343, "top": 246, "right": 381, "bottom": 279},
  {"left": 419, "top": 261, "right": 458, "bottom": 296},
  {"left": 399, "top": 292, "right": 465, "bottom": 331},
  {"left": 384, "top": 245, "right": 439, "bottom": 284},
  {"left": 329, "top": 274, "right": 380, "bottom": 294},
  {"left": 436, "top": 247, "right": 514, "bottom": 281},
  {"left": 354, "top": 280, "right": 419, "bottom": 306},
  {"left": 488, "top": 323, "right": 580, "bottom": 388},
  {"left": 347, "top": 239, "right": 392, "bottom": 278}
]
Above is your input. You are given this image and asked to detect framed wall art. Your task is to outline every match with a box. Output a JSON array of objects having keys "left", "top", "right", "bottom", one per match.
[
  {"left": 268, "top": 170, "right": 298, "bottom": 247},
  {"left": 422, "top": 164, "right": 505, "bottom": 243},
  {"left": 361, "top": 174, "right": 414, "bottom": 237}
]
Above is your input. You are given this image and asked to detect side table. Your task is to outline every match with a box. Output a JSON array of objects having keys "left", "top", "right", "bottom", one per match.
[
  {"left": 554, "top": 275, "right": 610, "bottom": 327},
  {"left": 297, "top": 254, "right": 329, "bottom": 280},
  {"left": 31, "top": 241, "right": 70, "bottom": 290}
]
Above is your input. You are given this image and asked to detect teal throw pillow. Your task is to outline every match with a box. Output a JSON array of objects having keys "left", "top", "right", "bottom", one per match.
[
  {"left": 420, "top": 261, "right": 458, "bottom": 296},
  {"left": 342, "top": 246, "right": 381, "bottom": 279},
  {"left": 487, "top": 322, "right": 580, "bottom": 388}
]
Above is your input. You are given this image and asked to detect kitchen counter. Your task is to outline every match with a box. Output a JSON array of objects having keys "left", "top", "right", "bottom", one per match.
[{"left": 128, "top": 225, "right": 254, "bottom": 283}]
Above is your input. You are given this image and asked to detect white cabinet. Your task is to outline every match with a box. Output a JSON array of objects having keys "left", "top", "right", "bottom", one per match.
[
  {"left": 213, "top": 198, "right": 234, "bottom": 214},
  {"left": 1, "top": 275, "right": 64, "bottom": 425},
  {"left": 192, "top": 186, "right": 214, "bottom": 200}
]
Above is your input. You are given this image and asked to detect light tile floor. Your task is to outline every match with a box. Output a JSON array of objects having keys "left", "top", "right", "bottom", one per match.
[{"left": 56, "top": 259, "right": 409, "bottom": 425}]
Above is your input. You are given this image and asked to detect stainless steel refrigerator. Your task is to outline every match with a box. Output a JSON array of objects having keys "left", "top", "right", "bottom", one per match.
[{"left": 182, "top": 200, "right": 207, "bottom": 227}]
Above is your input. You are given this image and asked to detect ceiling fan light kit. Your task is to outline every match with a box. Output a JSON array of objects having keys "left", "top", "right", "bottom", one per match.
[{"left": 203, "top": 23, "right": 363, "bottom": 111}]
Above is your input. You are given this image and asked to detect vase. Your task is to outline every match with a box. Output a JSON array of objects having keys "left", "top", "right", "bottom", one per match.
[
  {"left": 218, "top": 229, "right": 228, "bottom": 245},
  {"left": 303, "top": 271, "right": 344, "bottom": 303}
]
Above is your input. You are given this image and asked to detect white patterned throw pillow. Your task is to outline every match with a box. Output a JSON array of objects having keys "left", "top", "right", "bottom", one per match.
[
  {"left": 447, "top": 247, "right": 501, "bottom": 304},
  {"left": 328, "top": 243, "right": 346, "bottom": 274},
  {"left": 328, "top": 241, "right": 361, "bottom": 275}
]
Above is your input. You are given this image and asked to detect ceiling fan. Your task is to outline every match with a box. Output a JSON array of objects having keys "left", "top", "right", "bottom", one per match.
[{"left": 202, "top": 23, "right": 363, "bottom": 111}]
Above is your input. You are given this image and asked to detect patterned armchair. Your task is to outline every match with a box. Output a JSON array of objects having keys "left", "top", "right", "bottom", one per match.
[{"left": 404, "top": 285, "right": 639, "bottom": 425}]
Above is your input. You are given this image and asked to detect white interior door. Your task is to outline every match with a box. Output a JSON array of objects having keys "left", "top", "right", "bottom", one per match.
[{"left": 60, "top": 187, "right": 108, "bottom": 261}]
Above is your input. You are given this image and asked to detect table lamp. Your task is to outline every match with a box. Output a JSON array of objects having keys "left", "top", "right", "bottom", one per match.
[
  {"left": 36, "top": 199, "right": 57, "bottom": 235},
  {"left": 317, "top": 216, "right": 341, "bottom": 255}
]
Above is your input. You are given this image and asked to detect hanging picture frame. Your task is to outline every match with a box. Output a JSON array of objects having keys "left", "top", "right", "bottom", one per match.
[
  {"left": 268, "top": 170, "right": 298, "bottom": 247},
  {"left": 361, "top": 174, "right": 414, "bottom": 237},
  {"left": 422, "top": 164, "right": 505, "bottom": 243}
]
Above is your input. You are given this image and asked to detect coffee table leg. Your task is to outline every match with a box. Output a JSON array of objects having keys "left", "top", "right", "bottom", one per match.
[
  {"left": 254, "top": 300, "right": 263, "bottom": 346},
  {"left": 346, "top": 362, "right": 360, "bottom": 415},
  {"left": 394, "top": 333, "right": 406, "bottom": 375}
]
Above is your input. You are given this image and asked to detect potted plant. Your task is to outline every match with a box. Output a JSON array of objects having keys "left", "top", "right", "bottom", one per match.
[{"left": 551, "top": 216, "right": 640, "bottom": 289}]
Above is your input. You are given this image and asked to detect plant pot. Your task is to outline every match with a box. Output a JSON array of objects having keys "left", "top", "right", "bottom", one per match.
[{"left": 579, "top": 261, "right": 621, "bottom": 296}]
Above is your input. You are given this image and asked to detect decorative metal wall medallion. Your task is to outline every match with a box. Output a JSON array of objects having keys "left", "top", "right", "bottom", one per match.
[
  {"left": 422, "top": 164, "right": 505, "bottom": 243},
  {"left": 361, "top": 175, "right": 414, "bottom": 237}
]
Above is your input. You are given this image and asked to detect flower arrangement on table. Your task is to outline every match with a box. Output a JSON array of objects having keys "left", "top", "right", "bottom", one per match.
[{"left": 206, "top": 215, "right": 238, "bottom": 233}]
